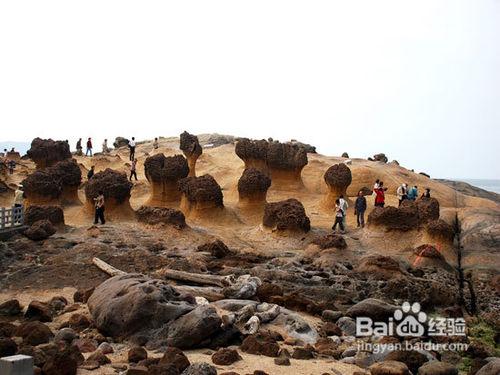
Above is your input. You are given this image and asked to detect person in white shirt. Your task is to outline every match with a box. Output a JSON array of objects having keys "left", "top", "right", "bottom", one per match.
[
  {"left": 128, "top": 137, "right": 136, "bottom": 161},
  {"left": 396, "top": 183, "right": 408, "bottom": 206},
  {"left": 102, "top": 139, "right": 109, "bottom": 153},
  {"left": 339, "top": 194, "right": 349, "bottom": 229},
  {"left": 13, "top": 185, "right": 24, "bottom": 208}
]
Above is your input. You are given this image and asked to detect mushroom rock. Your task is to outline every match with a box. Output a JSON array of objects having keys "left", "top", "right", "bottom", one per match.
[
  {"left": 237, "top": 168, "right": 271, "bottom": 209},
  {"left": 22, "top": 170, "right": 63, "bottom": 206},
  {"left": 180, "top": 131, "right": 202, "bottom": 177},
  {"left": 367, "top": 205, "right": 419, "bottom": 231},
  {"left": 263, "top": 198, "right": 311, "bottom": 233},
  {"left": 26, "top": 138, "right": 72, "bottom": 169},
  {"left": 235, "top": 138, "right": 269, "bottom": 172},
  {"left": 84, "top": 168, "right": 134, "bottom": 219},
  {"left": 179, "top": 174, "right": 223, "bottom": 217},
  {"left": 135, "top": 206, "right": 187, "bottom": 229},
  {"left": 144, "top": 154, "right": 189, "bottom": 206},
  {"left": 113, "top": 137, "right": 129, "bottom": 149},
  {"left": 5, "top": 151, "right": 21, "bottom": 161},
  {"left": 46, "top": 159, "right": 82, "bottom": 205},
  {"left": 323, "top": 163, "right": 352, "bottom": 209},
  {"left": 414, "top": 197, "right": 440, "bottom": 223},
  {"left": 266, "top": 142, "right": 308, "bottom": 187},
  {"left": 24, "top": 205, "right": 65, "bottom": 227},
  {"left": 372, "top": 153, "right": 388, "bottom": 163}
]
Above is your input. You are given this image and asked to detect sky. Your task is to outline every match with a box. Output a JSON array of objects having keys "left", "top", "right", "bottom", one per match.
[{"left": 0, "top": 1, "right": 499, "bottom": 179}]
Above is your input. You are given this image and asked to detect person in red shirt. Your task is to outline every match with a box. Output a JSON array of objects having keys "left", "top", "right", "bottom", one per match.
[
  {"left": 374, "top": 181, "right": 387, "bottom": 207},
  {"left": 86, "top": 138, "right": 93, "bottom": 156}
]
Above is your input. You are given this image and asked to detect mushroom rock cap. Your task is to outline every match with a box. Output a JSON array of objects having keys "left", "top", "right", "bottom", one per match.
[
  {"left": 235, "top": 138, "right": 269, "bottom": 163},
  {"left": 367, "top": 205, "right": 419, "bottom": 231},
  {"left": 180, "top": 131, "right": 202, "bottom": 158},
  {"left": 85, "top": 168, "right": 133, "bottom": 204},
  {"left": 263, "top": 198, "right": 311, "bottom": 232},
  {"left": 24, "top": 205, "right": 65, "bottom": 227},
  {"left": 238, "top": 168, "right": 271, "bottom": 198},
  {"left": 415, "top": 197, "right": 440, "bottom": 223},
  {"left": 324, "top": 163, "right": 352, "bottom": 189},
  {"left": 179, "top": 174, "right": 223, "bottom": 207},
  {"left": 22, "top": 170, "right": 63, "bottom": 204},
  {"left": 113, "top": 137, "right": 129, "bottom": 148},
  {"left": 425, "top": 219, "right": 454, "bottom": 242},
  {"left": 26, "top": 138, "right": 72, "bottom": 169},
  {"left": 144, "top": 154, "right": 189, "bottom": 183},
  {"left": 47, "top": 159, "right": 82, "bottom": 188},
  {"left": 266, "top": 142, "right": 308, "bottom": 171}
]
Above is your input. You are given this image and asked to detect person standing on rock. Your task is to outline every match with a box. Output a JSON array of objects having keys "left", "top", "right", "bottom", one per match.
[
  {"left": 86, "top": 138, "right": 93, "bottom": 156},
  {"left": 407, "top": 185, "right": 418, "bottom": 201},
  {"left": 396, "top": 183, "right": 408, "bottom": 206},
  {"left": 332, "top": 199, "right": 345, "bottom": 233},
  {"left": 339, "top": 194, "right": 349, "bottom": 229},
  {"left": 87, "top": 166, "right": 95, "bottom": 180},
  {"left": 153, "top": 137, "right": 159, "bottom": 150},
  {"left": 129, "top": 159, "right": 138, "bottom": 181},
  {"left": 128, "top": 137, "right": 136, "bottom": 161},
  {"left": 7, "top": 159, "right": 16, "bottom": 174},
  {"left": 76, "top": 138, "right": 83, "bottom": 156},
  {"left": 13, "top": 184, "right": 24, "bottom": 208},
  {"left": 374, "top": 181, "right": 386, "bottom": 207},
  {"left": 94, "top": 190, "right": 105, "bottom": 225},
  {"left": 354, "top": 190, "right": 367, "bottom": 228},
  {"left": 102, "top": 139, "right": 109, "bottom": 153},
  {"left": 421, "top": 188, "right": 431, "bottom": 199}
]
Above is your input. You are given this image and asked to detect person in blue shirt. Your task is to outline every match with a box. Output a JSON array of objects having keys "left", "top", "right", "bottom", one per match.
[{"left": 407, "top": 185, "right": 418, "bottom": 201}]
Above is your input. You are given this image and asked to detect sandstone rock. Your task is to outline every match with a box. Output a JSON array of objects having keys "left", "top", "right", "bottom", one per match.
[
  {"left": 336, "top": 317, "right": 356, "bottom": 336},
  {"left": 16, "top": 321, "right": 54, "bottom": 346},
  {"left": 313, "top": 234, "right": 347, "bottom": 250},
  {"left": 149, "top": 364, "right": 180, "bottom": 375},
  {"left": 211, "top": 348, "right": 242, "bottom": 365},
  {"left": 129, "top": 346, "right": 148, "bottom": 363},
  {"left": 87, "top": 274, "right": 195, "bottom": 338},
  {"left": 159, "top": 346, "right": 190, "bottom": 372},
  {"left": 24, "top": 205, "right": 65, "bottom": 226},
  {"left": 179, "top": 174, "right": 223, "bottom": 209},
  {"left": 238, "top": 168, "right": 271, "bottom": 205},
  {"left": 386, "top": 350, "right": 429, "bottom": 374},
  {"left": 97, "top": 342, "right": 114, "bottom": 354},
  {"left": 27, "top": 137, "right": 72, "bottom": 169},
  {"left": 25, "top": 219, "right": 57, "bottom": 241},
  {"left": 24, "top": 300, "right": 53, "bottom": 322},
  {"left": 417, "top": 361, "right": 459, "bottom": 375},
  {"left": 241, "top": 332, "right": 280, "bottom": 357},
  {"left": 0, "top": 299, "right": 22, "bottom": 316},
  {"left": 85, "top": 168, "right": 133, "bottom": 208},
  {"left": 263, "top": 198, "right": 310, "bottom": 232},
  {"left": 136, "top": 206, "right": 187, "bottom": 228},
  {"left": 165, "top": 305, "right": 222, "bottom": 349},
  {"left": 321, "top": 310, "right": 343, "bottom": 323},
  {"left": 324, "top": 163, "right": 352, "bottom": 202},
  {"left": 369, "top": 360, "right": 410, "bottom": 375},
  {"left": 113, "top": 137, "right": 129, "bottom": 148}
]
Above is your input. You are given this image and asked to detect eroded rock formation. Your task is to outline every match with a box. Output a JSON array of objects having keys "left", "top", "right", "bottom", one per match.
[
  {"left": 266, "top": 142, "right": 308, "bottom": 187},
  {"left": 135, "top": 206, "right": 186, "bottom": 229},
  {"left": 144, "top": 154, "right": 189, "bottom": 206},
  {"left": 323, "top": 163, "right": 352, "bottom": 208},
  {"left": 263, "top": 198, "right": 310, "bottom": 233},
  {"left": 179, "top": 174, "right": 223, "bottom": 215},
  {"left": 46, "top": 159, "right": 82, "bottom": 205},
  {"left": 237, "top": 168, "right": 271, "bottom": 208},
  {"left": 27, "top": 138, "right": 72, "bottom": 169},
  {"left": 22, "top": 170, "right": 63, "bottom": 206},
  {"left": 24, "top": 205, "right": 65, "bottom": 227},
  {"left": 235, "top": 138, "right": 269, "bottom": 172},
  {"left": 84, "top": 168, "right": 134, "bottom": 219},
  {"left": 180, "top": 132, "right": 202, "bottom": 177}
]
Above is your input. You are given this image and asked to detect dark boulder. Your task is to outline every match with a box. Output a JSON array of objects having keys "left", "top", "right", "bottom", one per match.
[
  {"left": 24, "top": 220, "right": 57, "bottom": 241},
  {"left": 263, "top": 198, "right": 310, "bottom": 232},
  {"left": 136, "top": 206, "right": 187, "bottom": 229},
  {"left": 24, "top": 205, "right": 64, "bottom": 226}
]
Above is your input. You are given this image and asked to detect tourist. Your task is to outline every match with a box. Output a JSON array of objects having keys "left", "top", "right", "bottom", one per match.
[
  {"left": 128, "top": 137, "right": 136, "bottom": 161},
  {"left": 422, "top": 188, "right": 431, "bottom": 198},
  {"left": 86, "top": 138, "right": 93, "bottom": 156},
  {"left": 332, "top": 199, "right": 345, "bottom": 233},
  {"left": 354, "top": 190, "right": 367, "bottom": 228},
  {"left": 129, "top": 159, "right": 138, "bottom": 181},
  {"left": 374, "top": 181, "right": 386, "bottom": 207},
  {"left": 93, "top": 190, "right": 106, "bottom": 225},
  {"left": 76, "top": 138, "right": 83, "bottom": 155},
  {"left": 102, "top": 139, "right": 109, "bottom": 153},
  {"left": 153, "top": 137, "right": 159, "bottom": 150},
  {"left": 396, "top": 183, "right": 408, "bottom": 206},
  {"left": 373, "top": 179, "right": 380, "bottom": 190},
  {"left": 13, "top": 184, "right": 24, "bottom": 208},
  {"left": 339, "top": 194, "right": 348, "bottom": 228},
  {"left": 407, "top": 185, "right": 418, "bottom": 201},
  {"left": 87, "top": 166, "right": 95, "bottom": 180},
  {"left": 7, "top": 159, "right": 16, "bottom": 174}
]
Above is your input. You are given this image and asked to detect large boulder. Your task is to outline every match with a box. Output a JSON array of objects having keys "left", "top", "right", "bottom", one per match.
[
  {"left": 369, "top": 361, "right": 410, "bottom": 375},
  {"left": 24, "top": 220, "right": 57, "bottom": 241},
  {"left": 136, "top": 206, "right": 186, "bottom": 229},
  {"left": 24, "top": 205, "right": 65, "bottom": 226},
  {"left": 263, "top": 198, "right": 310, "bottom": 232},
  {"left": 179, "top": 174, "right": 223, "bottom": 214},
  {"left": 46, "top": 159, "right": 82, "bottom": 204},
  {"left": 15, "top": 321, "right": 54, "bottom": 346},
  {"left": 181, "top": 362, "right": 217, "bottom": 375},
  {"left": 27, "top": 137, "right": 72, "bottom": 169},
  {"left": 475, "top": 359, "right": 500, "bottom": 375},
  {"left": 323, "top": 163, "right": 352, "bottom": 208},
  {"left": 238, "top": 168, "right": 271, "bottom": 207},
  {"left": 0, "top": 299, "right": 22, "bottom": 316},
  {"left": 113, "top": 137, "right": 129, "bottom": 148},
  {"left": 180, "top": 131, "right": 202, "bottom": 177},
  {"left": 163, "top": 305, "right": 222, "bottom": 349},
  {"left": 87, "top": 274, "right": 196, "bottom": 338},
  {"left": 417, "top": 361, "right": 458, "bottom": 375},
  {"left": 235, "top": 138, "right": 269, "bottom": 171},
  {"left": 144, "top": 154, "right": 189, "bottom": 205},
  {"left": 356, "top": 255, "right": 407, "bottom": 280},
  {"left": 346, "top": 298, "right": 398, "bottom": 322},
  {"left": 22, "top": 170, "right": 63, "bottom": 206}
]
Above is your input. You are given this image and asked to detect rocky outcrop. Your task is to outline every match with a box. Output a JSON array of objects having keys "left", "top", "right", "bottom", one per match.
[
  {"left": 87, "top": 274, "right": 196, "bottom": 338},
  {"left": 313, "top": 233, "right": 347, "bottom": 249},
  {"left": 84, "top": 168, "right": 134, "bottom": 219},
  {"left": 323, "top": 163, "right": 352, "bottom": 208},
  {"left": 263, "top": 198, "right": 310, "bottom": 233},
  {"left": 24, "top": 219, "right": 57, "bottom": 241},
  {"left": 22, "top": 170, "right": 63, "bottom": 206},
  {"left": 179, "top": 174, "right": 223, "bottom": 215},
  {"left": 46, "top": 159, "right": 82, "bottom": 205},
  {"left": 370, "top": 153, "right": 388, "bottom": 163},
  {"left": 144, "top": 154, "right": 189, "bottom": 206},
  {"left": 235, "top": 138, "right": 269, "bottom": 171},
  {"left": 24, "top": 205, "right": 64, "bottom": 227},
  {"left": 135, "top": 206, "right": 186, "bottom": 229},
  {"left": 356, "top": 255, "right": 407, "bottom": 280},
  {"left": 237, "top": 168, "right": 271, "bottom": 208},
  {"left": 197, "top": 239, "right": 232, "bottom": 258},
  {"left": 113, "top": 137, "right": 129, "bottom": 149},
  {"left": 27, "top": 138, "right": 72, "bottom": 169},
  {"left": 425, "top": 219, "right": 454, "bottom": 244},
  {"left": 180, "top": 132, "right": 202, "bottom": 177}
]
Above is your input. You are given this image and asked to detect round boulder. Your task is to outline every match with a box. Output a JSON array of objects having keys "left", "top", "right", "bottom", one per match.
[
  {"left": 22, "top": 170, "right": 63, "bottom": 206},
  {"left": 24, "top": 205, "right": 65, "bottom": 227},
  {"left": 179, "top": 174, "right": 223, "bottom": 215},
  {"left": 238, "top": 168, "right": 271, "bottom": 207},
  {"left": 27, "top": 138, "right": 72, "bottom": 169},
  {"left": 144, "top": 154, "right": 189, "bottom": 205},
  {"left": 135, "top": 206, "right": 186, "bottom": 229},
  {"left": 323, "top": 163, "right": 352, "bottom": 208},
  {"left": 24, "top": 220, "right": 57, "bottom": 241},
  {"left": 263, "top": 198, "right": 311, "bottom": 233},
  {"left": 180, "top": 131, "right": 202, "bottom": 177}
]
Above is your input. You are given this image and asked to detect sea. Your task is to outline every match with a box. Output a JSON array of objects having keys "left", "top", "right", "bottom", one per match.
[{"left": 458, "top": 179, "right": 500, "bottom": 194}]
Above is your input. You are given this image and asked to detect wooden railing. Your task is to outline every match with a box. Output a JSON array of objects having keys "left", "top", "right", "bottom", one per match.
[{"left": 0, "top": 206, "right": 24, "bottom": 230}]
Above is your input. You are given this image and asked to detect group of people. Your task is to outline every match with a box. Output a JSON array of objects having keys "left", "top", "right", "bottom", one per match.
[
  {"left": 0, "top": 148, "right": 18, "bottom": 174},
  {"left": 331, "top": 179, "right": 432, "bottom": 233}
]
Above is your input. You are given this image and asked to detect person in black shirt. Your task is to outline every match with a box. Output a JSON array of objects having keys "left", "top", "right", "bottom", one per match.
[{"left": 354, "top": 190, "right": 367, "bottom": 228}]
